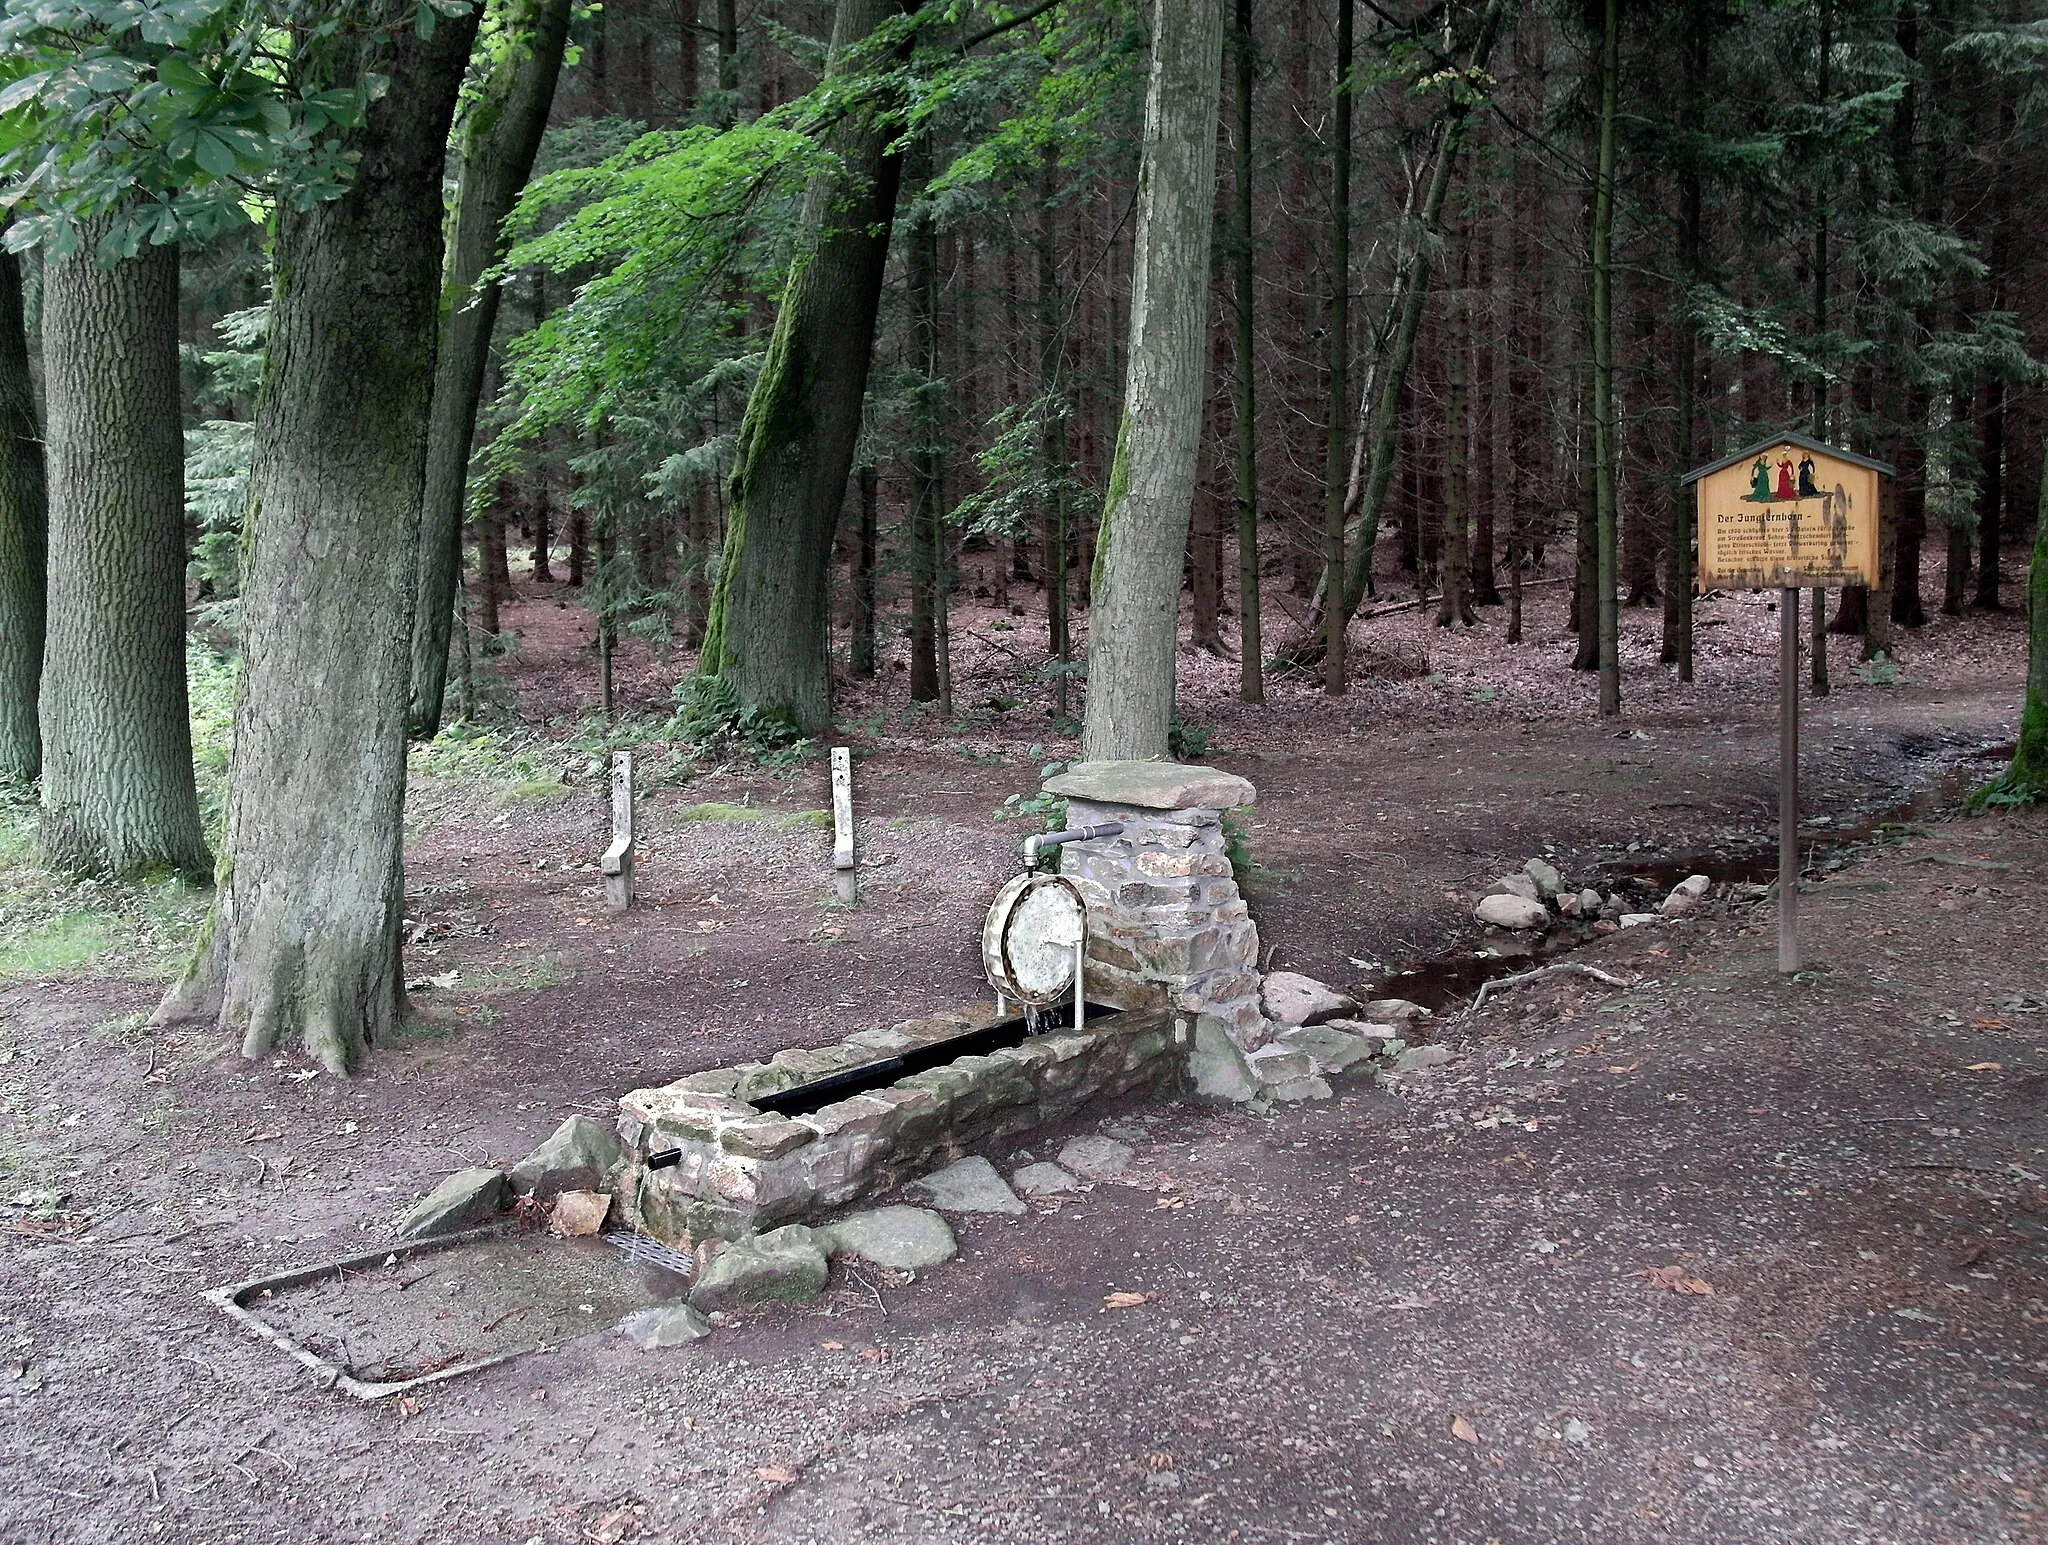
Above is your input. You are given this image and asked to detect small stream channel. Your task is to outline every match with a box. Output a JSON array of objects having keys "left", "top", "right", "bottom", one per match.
[{"left": 1363, "top": 737, "right": 2013, "bottom": 1015}]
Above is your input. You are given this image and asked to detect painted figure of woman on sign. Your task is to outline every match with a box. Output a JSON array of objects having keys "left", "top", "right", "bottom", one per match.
[
  {"left": 1749, "top": 457, "right": 1773, "bottom": 501},
  {"left": 1797, "top": 454, "right": 1820, "bottom": 499},
  {"left": 1775, "top": 455, "right": 1797, "bottom": 501}
]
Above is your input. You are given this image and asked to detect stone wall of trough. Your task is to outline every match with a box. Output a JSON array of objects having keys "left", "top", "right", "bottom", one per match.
[{"left": 616, "top": 1006, "right": 1184, "bottom": 1243}]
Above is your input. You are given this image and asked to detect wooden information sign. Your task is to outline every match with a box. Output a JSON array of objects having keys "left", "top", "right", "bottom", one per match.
[
  {"left": 1688, "top": 431, "right": 1887, "bottom": 589},
  {"left": 1684, "top": 432, "right": 1892, "bottom": 974}
]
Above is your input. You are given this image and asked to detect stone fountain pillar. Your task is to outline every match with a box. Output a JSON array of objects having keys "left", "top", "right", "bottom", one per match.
[{"left": 1041, "top": 761, "right": 1270, "bottom": 1052}]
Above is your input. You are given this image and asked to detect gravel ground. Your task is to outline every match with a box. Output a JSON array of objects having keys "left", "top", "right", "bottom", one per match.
[{"left": 0, "top": 577, "right": 2039, "bottom": 1544}]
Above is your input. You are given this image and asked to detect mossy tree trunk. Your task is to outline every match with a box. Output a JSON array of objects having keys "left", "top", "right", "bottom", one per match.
[
  {"left": 1079, "top": 0, "right": 1227, "bottom": 762},
  {"left": 0, "top": 246, "right": 45, "bottom": 784},
  {"left": 408, "top": 0, "right": 573, "bottom": 738},
  {"left": 697, "top": 0, "right": 911, "bottom": 736},
  {"left": 2005, "top": 432, "right": 2048, "bottom": 791},
  {"left": 39, "top": 223, "right": 208, "bottom": 877},
  {"left": 156, "top": 1, "right": 480, "bottom": 1073}
]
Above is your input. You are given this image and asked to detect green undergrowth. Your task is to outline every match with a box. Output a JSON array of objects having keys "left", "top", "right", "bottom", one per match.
[{"left": 0, "top": 792, "right": 213, "bottom": 984}]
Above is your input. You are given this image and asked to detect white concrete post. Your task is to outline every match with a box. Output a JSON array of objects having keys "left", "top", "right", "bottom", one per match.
[
  {"left": 602, "top": 751, "right": 634, "bottom": 912},
  {"left": 831, "top": 746, "right": 856, "bottom": 905}
]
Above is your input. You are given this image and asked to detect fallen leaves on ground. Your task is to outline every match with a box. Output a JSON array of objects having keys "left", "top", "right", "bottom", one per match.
[
  {"left": 819, "top": 1340, "right": 844, "bottom": 1351},
  {"left": 755, "top": 1465, "right": 799, "bottom": 1486},
  {"left": 1104, "top": 1291, "right": 1157, "bottom": 1310},
  {"left": 1644, "top": 1264, "right": 1714, "bottom": 1295},
  {"left": 1451, "top": 1416, "right": 1479, "bottom": 1444},
  {"left": 1965, "top": 1061, "right": 2004, "bottom": 1072}
]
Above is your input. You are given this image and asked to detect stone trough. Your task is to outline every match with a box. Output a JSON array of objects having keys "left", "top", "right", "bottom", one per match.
[
  {"left": 613, "top": 761, "right": 1274, "bottom": 1245},
  {"left": 616, "top": 1001, "right": 1184, "bottom": 1242}
]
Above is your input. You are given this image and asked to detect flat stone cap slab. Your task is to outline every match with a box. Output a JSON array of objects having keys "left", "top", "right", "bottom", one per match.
[{"left": 1042, "top": 760, "right": 1254, "bottom": 810}]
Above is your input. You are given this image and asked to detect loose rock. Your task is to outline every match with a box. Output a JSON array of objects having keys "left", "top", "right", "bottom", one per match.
[
  {"left": 1524, "top": 857, "right": 1564, "bottom": 897},
  {"left": 1557, "top": 892, "right": 1582, "bottom": 918},
  {"left": 1485, "top": 873, "right": 1542, "bottom": 903},
  {"left": 687, "top": 1227, "right": 830, "bottom": 1312},
  {"left": 397, "top": 1167, "right": 508, "bottom": 1240},
  {"left": 1259, "top": 971, "right": 1357, "bottom": 1027},
  {"left": 1475, "top": 894, "right": 1549, "bottom": 931},
  {"left": 905, "top": 1156, "right": 1026, "bottom": 1216},
  {"left": 1660, "top": 873, "right": 1712, "bottom": 916},
  {"left": 1578, "top": 888, "right": 1604, "bottom": 915},
  {"left": 1359, "top": 998, "right": 1432, "bottom": 1025},
  {"left": 1012, "top": 1161, "right": 1081, "bottom": 1197},
  {"left": 1058, "top": 1135, "right": 1134, "bottom": 1180},
  {"left": 510, "top": 1114, "right": 626, "bottom": 1203},
  {"left": 814, "top": 1205, "right": 956, "bottom": 1270},
  {"left": 618, "top": 1300, "right": 712, "bottom": 1349},
  {"left": 1275, "top": 1023, "right": 1381, "bottom": 1074},
  {"left": 1619, "top": 913, "right": 1659, "bottom": 928},
  {"left": 548, "top": 1189, "right": 611, "bottom": 1237}
]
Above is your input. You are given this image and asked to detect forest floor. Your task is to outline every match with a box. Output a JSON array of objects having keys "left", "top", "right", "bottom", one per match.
[{"left": 1, "top": 566, "right": 2044, "bottom": 1544}]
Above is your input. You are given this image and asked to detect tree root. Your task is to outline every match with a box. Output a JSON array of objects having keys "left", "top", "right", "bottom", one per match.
[{"left": 1461, "top": 960, "right": 1633, "bottom": 1020}]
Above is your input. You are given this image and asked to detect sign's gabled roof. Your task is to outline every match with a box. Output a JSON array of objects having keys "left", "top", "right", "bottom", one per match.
[{"left": 1682, "top": 429, "right": 1894, "bottom": 486}]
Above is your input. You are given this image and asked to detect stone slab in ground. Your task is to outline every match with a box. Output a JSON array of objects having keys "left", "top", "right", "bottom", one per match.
[
  {"left": 397, "top": 1167, "right": 508, "bottom": 1240},
  {"left": 814, "top": 1205, "right": 956, "bottom": 1270},
  {"left": 1393, "top": 1044, "right": 1458, "bottom": 1073},
  {"left": 905, "top": 1156, "right": 1026, "bottom": 1216},
  {"left": 1012, "top": 1162, "right": 1080, "bottom": 1197},
  {"left": 1057, "top": 1135, "right": 1133, "bottom": 1180},
  {"left": 618, "top": 1301, "right": 712, "bottom": 1349}
]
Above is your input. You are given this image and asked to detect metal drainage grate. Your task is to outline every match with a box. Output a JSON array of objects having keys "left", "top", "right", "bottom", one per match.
[{"left": 607, "top": 1230, "right": 696, "bottom": 1278}]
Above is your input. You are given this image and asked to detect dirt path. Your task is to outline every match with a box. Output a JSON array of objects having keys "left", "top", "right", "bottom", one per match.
[{"left": 0, "top": 586, "right": 2040, "bottom": 1544}]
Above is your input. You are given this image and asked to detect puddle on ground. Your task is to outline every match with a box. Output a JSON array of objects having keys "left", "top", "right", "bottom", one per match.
[{"left": 258, "top": 1232, "right": 684, "bottom": 1383}]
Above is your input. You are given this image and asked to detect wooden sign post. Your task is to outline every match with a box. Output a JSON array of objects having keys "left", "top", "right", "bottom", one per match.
[{"left": 1685, "top": 432, "right": 1891, "bottom": 973}]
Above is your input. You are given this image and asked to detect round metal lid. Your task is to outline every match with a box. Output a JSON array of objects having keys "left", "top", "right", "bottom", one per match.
[{"left": 982, "top": 872, "right": 1087, "bottom": 1007}]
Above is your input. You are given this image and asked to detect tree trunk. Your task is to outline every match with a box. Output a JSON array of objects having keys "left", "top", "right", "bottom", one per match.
[
  {"left": 531, "top": 485, "right": 554, "bottom": 581},
  {"left": 568, "top": 501, "right": 587, "bottom": 586},
  {"left": 39, "top": 227, "right": 209, "bottom": 878},
  {"left": 1976, "top": 377, "right": 2004, "bottom": 608},
  {"left": 1322, "top": 0, "right": 1353, "bottom": 692},
  {"left": 1191, "top": 474, "right": 1223, "bottom": 652},
  {"left": 2002, "top": 427, "right": 2048, "bottom": 792},
  {"left": 1036, "top": 147, "right": 1071, "bottom": 721},
  {"left": 407, "top": 0, "right": 573, "bottom": 739},
  {"left": 1232, "top": 0, "right": 1262, "bottom": 703},
  {"left": 478, "top": 514, "right": 505, "bottom": 637},
  {"left": 698, "top": 0, "right": 910, "bottom": 736},
  {"left": 0, "top": 247, "right": 45, "bottom": 784},
  {"left": 1080, "top": 0, "right": 1226, "bottom": 761},
  {"left": 1335, "top": 0, "right": 1505, "bottom": 621},
  {"left": 1436, "top": 220, "right": 1474, "bottom": 629},
  {"left": 849, "top": 462, "right": 877, "bottom": 677},
  {"left": 1590, "top": 0, "right": 1622, "bottom": 716},
  {"left": 155, "top": 1, "right": 480, "bottom": 1072},
  {"left": 907, "top": 142, "right": 942, "bottom": 704}
]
